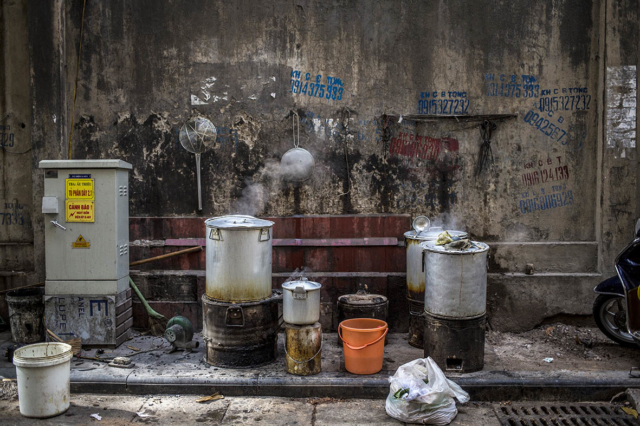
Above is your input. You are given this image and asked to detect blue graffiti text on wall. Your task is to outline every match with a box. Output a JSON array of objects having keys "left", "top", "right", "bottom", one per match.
[
  {"left": 418, "top": 91, "right": 469, "bottom": 114},
  {"left": 0, "top": 125, "right": 14, "bottom": 148},
  {"left": 538, "top": 88, "right": 591, "bottom": 112},
  {"left": 290, "top": 70, "right": 344, "bottom": 101},
  {"left": 356, "top": 118, "right": 384, "bottom": 143},
  {"left": 523, "top": 110, "right": 568, "bottom": 143},
  {"left": 519, "top": 184, "right": 573, "bottom": 214},
  {"left": 484, "top": 73, "right": 539, "bottom": 98},
  {"left": 521, "top": 156, "right": 570, "bottom": 186},
  {"left": 2, "top": 201, "right": 25, "bottom": 226}
]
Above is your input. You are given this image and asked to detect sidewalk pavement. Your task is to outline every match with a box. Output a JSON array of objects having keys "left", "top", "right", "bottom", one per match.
[
  {"left": 1, "top": 323, "right": 638, "bottom": 401},
  {"left": 0, "top": 394, "right": 502, "bottom": 425}
]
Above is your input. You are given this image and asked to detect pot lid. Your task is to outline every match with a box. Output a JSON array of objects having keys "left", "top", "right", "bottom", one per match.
[
  {"left": 282, "top": 277, "right": 321, "bottom": 291},
  {"left": 420, "top": 241, "right": 489, "bottom": 254},
  {"left": 338, "top": 291, "right": 387, "bottom": 305},
  {"left": 404, "top": 228, "right": 467, "bottom": 241},
  {"left": 205, "top": 215, "right": 274, "bottom": 229}
]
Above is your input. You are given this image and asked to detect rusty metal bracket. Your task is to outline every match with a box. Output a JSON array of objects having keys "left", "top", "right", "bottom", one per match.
[
  {"left": 258, "top": 228, "right": 270, "bottom": 242},
  {"left": 209, "top": 228, "right": 222, "bottom": 241},
  {"left": 225, "top": 305, "right": 244, "bottom": 327}
]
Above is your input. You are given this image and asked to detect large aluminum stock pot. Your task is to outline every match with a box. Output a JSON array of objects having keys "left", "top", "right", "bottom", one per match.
[
  {"left": 420, "top": 241, "right": 489, "bottom": 319},
  {"left": 205, "top": 215, "right": 274, "bottom": 302}
]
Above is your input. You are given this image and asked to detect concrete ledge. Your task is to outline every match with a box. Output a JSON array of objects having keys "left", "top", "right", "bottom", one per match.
[
  {"left": 64, "top": 369, "right": 640, "bottom": 401},
  {"left": 9, "top": 360, "right": 633, "bottom": 401}
]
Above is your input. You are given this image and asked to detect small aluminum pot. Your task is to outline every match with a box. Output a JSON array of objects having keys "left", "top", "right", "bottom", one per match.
[{"left": 282, "top": 278, "right": 321, "bottom": 325}]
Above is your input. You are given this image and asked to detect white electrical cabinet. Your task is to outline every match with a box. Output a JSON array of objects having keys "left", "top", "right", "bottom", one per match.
[
  {"left": 39, "top": 159, "right": 133, "bottom": 347},
  {"left": 39, "top": 160, "right": 131, "bottom": 294}
]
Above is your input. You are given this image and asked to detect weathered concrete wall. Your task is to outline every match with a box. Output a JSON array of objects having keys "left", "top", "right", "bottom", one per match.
[
  {"left": 599, "top": 0, "right": 639, "bottom": 277},
  {"left": 0, "top": 0, "right": 36, "bottom": 316},
  {"left": 64, "top": 0, "right": 598, "bottom": 236},
  {"left": 15, "top": 0, "right": 640, "bottom": 330}
]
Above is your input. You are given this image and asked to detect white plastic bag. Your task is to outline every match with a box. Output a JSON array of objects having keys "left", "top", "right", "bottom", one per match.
[{"left": 385, "top": 357, "right": 469, "bottom": 425}]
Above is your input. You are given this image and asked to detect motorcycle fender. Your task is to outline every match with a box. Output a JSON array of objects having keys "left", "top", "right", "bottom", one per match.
[{"left": 594, "top": 276, "right": 625, "bottom": 296}]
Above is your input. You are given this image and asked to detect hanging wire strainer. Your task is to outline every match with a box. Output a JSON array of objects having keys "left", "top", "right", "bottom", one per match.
[{"left": 179, "top": 117, "right": 217, "bottom": 211}]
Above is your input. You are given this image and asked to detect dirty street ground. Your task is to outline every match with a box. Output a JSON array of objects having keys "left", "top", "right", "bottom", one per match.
[
  {"left": 3, "top": 322, "right": 637, "bottom": 383},
  {"left": 2, "top": 322, "right": 640, "bottom": 424}
]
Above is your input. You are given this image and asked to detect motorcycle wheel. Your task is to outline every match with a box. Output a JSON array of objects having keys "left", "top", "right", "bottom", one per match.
[{"left": 593, "top": 294, "right": 636, "bottom": 347}]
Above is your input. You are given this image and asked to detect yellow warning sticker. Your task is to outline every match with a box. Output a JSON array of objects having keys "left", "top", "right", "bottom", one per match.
[
  {"left": 66, "top": 179, "right": 94, "bottom": 199},
  {"left": 65, "top": 200, "right": 95, "bottom": 222},
  {"left": 72, "top": 235, "right": 90, "bottom": 249}
]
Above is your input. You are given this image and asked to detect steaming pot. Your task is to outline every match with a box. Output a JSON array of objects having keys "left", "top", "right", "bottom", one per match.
[
  {"left": 420, "top": 241, "right": 489, "bottom": 319},
  {"left": 204, "top": 215, "right": 274, "bottom": 302},
  {"left": 405, "top": 216, "right": 467, "bottom": 348},
  {"left": 405, "top": 225, "right": 467, "bottom": 304},
  {"left": 282, "top": 278, "right": 321, "bottom": 325}
]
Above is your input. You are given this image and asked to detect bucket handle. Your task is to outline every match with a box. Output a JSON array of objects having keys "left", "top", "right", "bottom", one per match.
[
  {"left": 284, "top": 334, "right": 323, "bottom": 364},
  {"left": 338, "top": 325, "right": 388, "bottom": 350}
]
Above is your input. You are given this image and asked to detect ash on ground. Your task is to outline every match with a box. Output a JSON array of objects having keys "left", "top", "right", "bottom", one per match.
[{"left": 487, "top": 323, "right": 639, "bottom": 371}]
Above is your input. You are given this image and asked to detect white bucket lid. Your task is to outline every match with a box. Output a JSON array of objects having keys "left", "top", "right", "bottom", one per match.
[{"left": 13, "top": 342, "right": 73, "bottom": 368}]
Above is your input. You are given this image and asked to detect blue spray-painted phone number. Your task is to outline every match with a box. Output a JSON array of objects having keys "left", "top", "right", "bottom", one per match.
[
  {"left": 523, "top": 110, "right": 568, "bottom": 144},
  {"left": 290, "top": 71, "right": 344, "bottom": 101},
  {"left": 486, "top": 83, "right": 540, "bottom": 98},
  {"left": 418, "top": 99, "right": 469, "bottom": 114},
  {"left": 519, "top": 190, "right": 573, "bottom": 214}
]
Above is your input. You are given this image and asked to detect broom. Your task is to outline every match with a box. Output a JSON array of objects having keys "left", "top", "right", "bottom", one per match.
[
  {"left": 46, "top": 329, "right": 82, "bottom": 356},
  {"left": 129, "top": 277, "right": 167, "bottom": 336}
]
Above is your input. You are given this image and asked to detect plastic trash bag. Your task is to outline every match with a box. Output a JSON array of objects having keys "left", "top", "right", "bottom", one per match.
[{"left": 385, "top": 357, "right": 469, "bottom": 425}]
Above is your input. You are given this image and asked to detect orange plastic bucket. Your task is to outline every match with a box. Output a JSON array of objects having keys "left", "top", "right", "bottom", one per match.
[{"left": 338, "top": 318, "right": 388, "bottom": 375}]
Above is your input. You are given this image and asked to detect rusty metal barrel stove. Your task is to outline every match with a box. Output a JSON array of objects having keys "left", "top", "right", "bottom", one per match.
[
  {"left": 423, "top": 314, "right": 486, "bottom": 373},
  {"left": 202, "top": 215, "right": 280, "bottom": 368},
  {"left": 284, "top": 322, "right": 322, "bottom": 375},
  {"left": 404, "top": 216, "right": 467, "bottom": 348},
  {"left": 420, "top": 240, "right": 489, "bottom": 373},
  {"left": 202, "top": 292, "right": 281, "bottom": 368}
]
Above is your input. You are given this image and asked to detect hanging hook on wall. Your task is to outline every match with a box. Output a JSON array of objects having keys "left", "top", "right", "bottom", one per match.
[
  {"left": 337, "top": 107, "right": 353, "bottom": 197},
  {"left": 291, "top": 110, "right": 300, "bottom": 148},
  {"left": 476, "top": 120, "right": 497, "bottom": 176}
]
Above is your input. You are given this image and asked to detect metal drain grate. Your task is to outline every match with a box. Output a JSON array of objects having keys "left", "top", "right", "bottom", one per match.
[{"left": 494, "top": 403, "right": 637, "bottom": 426}]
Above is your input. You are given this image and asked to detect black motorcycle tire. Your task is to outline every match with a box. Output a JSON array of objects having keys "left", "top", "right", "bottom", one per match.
[{"left": 593, "top": 294, "right": 636, "bottom": 348}]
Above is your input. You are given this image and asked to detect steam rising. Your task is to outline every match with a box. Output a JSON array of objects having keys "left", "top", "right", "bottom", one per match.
[
  {"left": 230, "top": 160, "right": 281, "bottom": 216},
  {"left": 231, "top": 180, "right": 269, "bottom": 217},
  {"left": 285, "top": 266, "right": 313, "bottom": 282},
  {"left": 434, "top": 212, "right": 466, "bottom": 233},
  {"left": 230, "top": 148, "right": 316, "bottom": 216}
]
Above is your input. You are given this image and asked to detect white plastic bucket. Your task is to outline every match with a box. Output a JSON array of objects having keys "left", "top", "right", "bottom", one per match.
[{"left": 13, "top": 342, "right": 72, "bottom": 418}]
